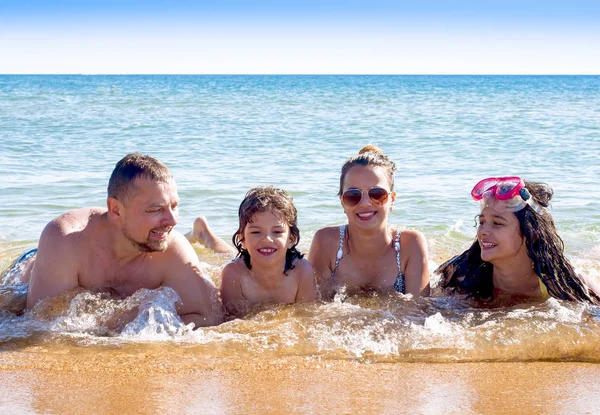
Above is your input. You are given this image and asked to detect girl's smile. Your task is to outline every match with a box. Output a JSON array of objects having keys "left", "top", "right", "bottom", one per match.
[{"left": 242, "top": 211, "right": 293, "bottom": 268}]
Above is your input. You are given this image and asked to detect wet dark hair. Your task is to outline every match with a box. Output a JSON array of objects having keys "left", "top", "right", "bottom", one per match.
[
  {"left": 232, "top": 187, "right": 304, "bottom": 274},
  {"left": 107, "top": 153, "right": 173, "bottom": 203},
  {"left": 436, "top": 181, "right": 600, "bottom": 305},
  {"left": 338, "top": 145, "right": 397, "bottom": 196}
]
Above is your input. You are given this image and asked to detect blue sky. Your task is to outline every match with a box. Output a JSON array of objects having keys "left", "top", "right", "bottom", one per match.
[{"left": 1, "top": 1, "right": 599, "bottom": 74}]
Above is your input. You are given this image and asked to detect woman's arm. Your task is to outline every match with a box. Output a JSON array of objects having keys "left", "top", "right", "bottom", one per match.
[
  {"left": 308, "top": 228, "right": 336, "bottom": 299},
  {"left": 295, "top": 259, "right": 318, "bottom": 302},
  {"left": 401, "top": 229, "right": 431, "bottom": 297}
]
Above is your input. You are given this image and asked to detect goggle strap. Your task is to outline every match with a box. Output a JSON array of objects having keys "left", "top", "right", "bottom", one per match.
[{"left": 526, "top": 198, "right": 544, "bottom": 215}]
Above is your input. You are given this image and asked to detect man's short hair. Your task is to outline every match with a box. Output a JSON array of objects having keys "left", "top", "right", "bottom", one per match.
[{"left": 107, "top": 153, "right": 173, "bottom": 202}]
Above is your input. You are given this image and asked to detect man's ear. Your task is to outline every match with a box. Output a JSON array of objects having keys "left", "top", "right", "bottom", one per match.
[{"left": 107, "top": 197, "right": 123, "bottom": 219}]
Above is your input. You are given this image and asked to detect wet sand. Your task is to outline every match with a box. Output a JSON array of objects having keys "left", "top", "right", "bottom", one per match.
[{"left": 1, "top": 344, "right": 600, "bottom": 414}]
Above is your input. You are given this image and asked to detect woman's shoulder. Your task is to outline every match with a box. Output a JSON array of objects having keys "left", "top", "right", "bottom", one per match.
[
  {"left": 395, "top": 228, "right": 427, "bottom": 244},
  {"left": 309, "top": 226, "right": 343, "bottom": 258},
  {"left": 395, "top": 228, "right": 428, "bottom": 256},
  {"left": 312, "top": 225, "right": 344, "bottom": 244}
]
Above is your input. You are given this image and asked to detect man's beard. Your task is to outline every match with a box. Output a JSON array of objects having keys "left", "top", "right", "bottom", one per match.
[{"left": 122, "top": 227, "right": 170, "bottom": 252}]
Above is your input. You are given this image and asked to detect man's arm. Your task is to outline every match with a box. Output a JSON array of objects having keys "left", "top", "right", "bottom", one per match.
[
  {"left": 162, "top": 233, "right": 225, "bottom": 327},
  {"left": 27, "top": 220, "right": 80, "bottom": 308}
]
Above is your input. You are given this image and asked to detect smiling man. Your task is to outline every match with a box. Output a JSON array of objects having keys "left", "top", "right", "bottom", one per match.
[{"left": 25, "top": 153, "right": 224, "bottom": 327}]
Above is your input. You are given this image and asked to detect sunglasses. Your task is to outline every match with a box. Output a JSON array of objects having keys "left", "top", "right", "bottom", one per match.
[{"left": 341, "top": 187, "right": 390, "bottom": 207}]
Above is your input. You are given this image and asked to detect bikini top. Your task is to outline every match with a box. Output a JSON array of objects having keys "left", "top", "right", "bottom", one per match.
[
  {"left": 538, "top": 277, "right": 550, "bottom": 300},
  {"left": 330, "top": 225, "right": 405, "bottom": 293}
]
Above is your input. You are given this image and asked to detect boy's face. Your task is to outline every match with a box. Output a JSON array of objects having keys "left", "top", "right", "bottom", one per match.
[{"left": 241, "top": 211, "right": 294, "bottom": 269}]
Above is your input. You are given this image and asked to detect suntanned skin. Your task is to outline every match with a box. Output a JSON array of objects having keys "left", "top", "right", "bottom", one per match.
[
  {"left": 309, "top": 226, "right": 429, "bottom": 298},
  {"left": 186, "top": 216, "right": 235, "bottom": 254},
  {"left": 221, "top": 257, "right": 317, "bottom": 318},
  {"left": 477, "top": 206, "right": 543, "bottom": 297},
  {"left": 219, "top": 210, "right": 317, "bottom": 318},
  {"left": 309, "top": 165, "right": 430, "bottom": 299},
  {"left": 25, "top": 177, "right": 224, "bottom": 328}
]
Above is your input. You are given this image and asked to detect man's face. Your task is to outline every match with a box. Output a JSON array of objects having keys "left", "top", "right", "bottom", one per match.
[{"left": 120, "top": 177, "right": 179, "bottom": 252}]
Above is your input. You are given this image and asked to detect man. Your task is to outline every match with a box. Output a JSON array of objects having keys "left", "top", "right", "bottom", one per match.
[{"left": 25, "top": 153, "right": 224, "bottom": 327}]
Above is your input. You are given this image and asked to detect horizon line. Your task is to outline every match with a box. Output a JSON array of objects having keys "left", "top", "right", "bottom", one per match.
[{"left": 1, "top": 73, "right": 599, "bottom": 76}]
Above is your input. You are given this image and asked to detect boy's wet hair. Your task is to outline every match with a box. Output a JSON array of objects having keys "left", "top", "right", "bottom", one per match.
[
  {"left": 436, "top": 181, "right": 600, "bottom": 305},
  {"left": 107, "top": 153, "right": 173, "bottom": 203},
  {"left": 232, "top": 186, "right": 304, "bottom": 274},
  {"left": 338, "top": 145, "right": 397, "bottom": 196}
]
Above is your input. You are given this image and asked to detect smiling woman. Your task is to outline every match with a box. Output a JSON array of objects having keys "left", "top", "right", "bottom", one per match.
[
  {"left": 308, "top": 145, "right": 430, "bottom": 299},
  {"left": 436, "top": 177, "right": 600, "bottom": 304}
]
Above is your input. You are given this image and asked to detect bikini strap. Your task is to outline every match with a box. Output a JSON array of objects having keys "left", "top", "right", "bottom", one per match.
[
  {"left": 394, "top": 228, "right": 401, "bottom": 270},
  {"left": 393, "top": 228, "right": 405, "bottom": 293},
  {"left": 331, "top": 225, "right": 345, "bottom": 279}
]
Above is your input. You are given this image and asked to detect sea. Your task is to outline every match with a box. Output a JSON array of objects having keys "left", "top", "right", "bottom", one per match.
[{"left": 1, "top": 75, "right": 600, "bottom": 413}]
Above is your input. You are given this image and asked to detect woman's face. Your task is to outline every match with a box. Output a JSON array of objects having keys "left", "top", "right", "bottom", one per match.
[
  {"left": 340, "top": 165, "right": 396, "bottom": 230},
  {"left": 477, "top": 206, "right": 526, "bottom": 264}
]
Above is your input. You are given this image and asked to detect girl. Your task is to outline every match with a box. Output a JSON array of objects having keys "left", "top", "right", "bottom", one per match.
[
  {"left": 309, "top": 145, "right": 430, "bottom": 299},
  {"left": 436, "top": 177, "right": 600, "bottom": 303},
  {"left": 220, "top": 187, "right": 317, "bottom": 317}
]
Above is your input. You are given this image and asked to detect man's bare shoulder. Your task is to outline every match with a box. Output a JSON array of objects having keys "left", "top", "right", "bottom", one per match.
[
  {"left": 161, "top": 231, "right": 203, "bottom": 263},
  {"left": 50, "top": 207, "right": 107, "bottom": 236}
]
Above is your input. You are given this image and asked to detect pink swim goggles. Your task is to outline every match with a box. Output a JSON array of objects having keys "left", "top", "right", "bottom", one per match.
[{"left": 471, "top": 176, "right": 543, "bottom": 214}]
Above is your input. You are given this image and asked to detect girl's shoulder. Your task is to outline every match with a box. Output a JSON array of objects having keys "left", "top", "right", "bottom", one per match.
[
  {"left": 290, "top": 256, "right": 314, "bottom": 275},
  {"left": 221, "top": 258, "right": 247, "bottom": 280}
]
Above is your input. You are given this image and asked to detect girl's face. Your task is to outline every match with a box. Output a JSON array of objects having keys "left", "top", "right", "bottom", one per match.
[
  {"left": 477, "top": 206, "right": 527, "bottom": 264},
  {"left": 340, "top": 165, "right": 396, "bottom": 230},
  {"left": 241, "top": 211, "right": 294, "bottom": 268}
]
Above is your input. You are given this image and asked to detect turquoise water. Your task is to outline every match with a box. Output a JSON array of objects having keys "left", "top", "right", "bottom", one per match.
[
  {"left": 1, "top": 75, "right": 599, "bottom": 257},
  {"left": 1, "top": 76, "right": 600, "bottom": 362}
]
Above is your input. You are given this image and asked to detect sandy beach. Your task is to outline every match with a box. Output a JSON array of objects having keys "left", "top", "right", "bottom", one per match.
[{"left": 2, "top": 343, "right": 600, "bottom": 414}]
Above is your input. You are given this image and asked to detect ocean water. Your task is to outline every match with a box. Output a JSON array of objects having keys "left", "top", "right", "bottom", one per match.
[{"left": 1, "top": 75, "right": 600, "bottom": 364}]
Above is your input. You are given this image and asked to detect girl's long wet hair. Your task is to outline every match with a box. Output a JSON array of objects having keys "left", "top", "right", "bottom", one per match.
[
  {"left": 232, "top": 186, "right": 304, "bottom": 274},
  {"left": 436, "top": 181, "right": 600, "bottom": 305}
]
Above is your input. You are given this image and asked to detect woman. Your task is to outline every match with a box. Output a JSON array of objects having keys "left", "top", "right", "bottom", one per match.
[
  {"left": 436, "top": 177, "right": 600, "bottom": 303},
  {"left": 309, "top": 145, "right": 430, "bottom": 298}
]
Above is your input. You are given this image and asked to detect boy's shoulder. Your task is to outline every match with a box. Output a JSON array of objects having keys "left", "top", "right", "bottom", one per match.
[{"left": 221, "top": 258, "right": 247, "bottom": 279}]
